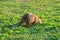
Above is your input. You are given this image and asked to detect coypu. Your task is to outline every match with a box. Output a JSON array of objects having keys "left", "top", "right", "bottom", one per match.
[{"left": 15, "top": 12, "right": 42, "bottom": 27}]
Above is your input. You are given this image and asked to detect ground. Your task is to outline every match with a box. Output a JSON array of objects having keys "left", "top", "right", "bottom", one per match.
[{"left": 0, "top": 0, "right": 60, "bottom": 40}]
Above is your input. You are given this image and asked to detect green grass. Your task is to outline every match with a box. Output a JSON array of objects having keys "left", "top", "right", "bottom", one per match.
[{"left": 0, "top": 0, "right": 60, "bottom": 40}]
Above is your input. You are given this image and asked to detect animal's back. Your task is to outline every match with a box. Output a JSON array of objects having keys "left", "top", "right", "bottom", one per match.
[
  {"left": 22, "top": 12, "right": 33, "bottom": 20},
  {"left": 21, "top": 13, "right": 35, "bottom": 24}
]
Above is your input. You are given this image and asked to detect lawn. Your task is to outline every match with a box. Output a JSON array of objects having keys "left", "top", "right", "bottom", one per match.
[{"left": 0, "top": 0, "right": 60, "bottom": 40}]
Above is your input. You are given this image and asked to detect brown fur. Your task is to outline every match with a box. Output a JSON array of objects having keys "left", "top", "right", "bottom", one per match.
[{"left": 16, "top": 13, "right": 42, "bottom": 27}]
